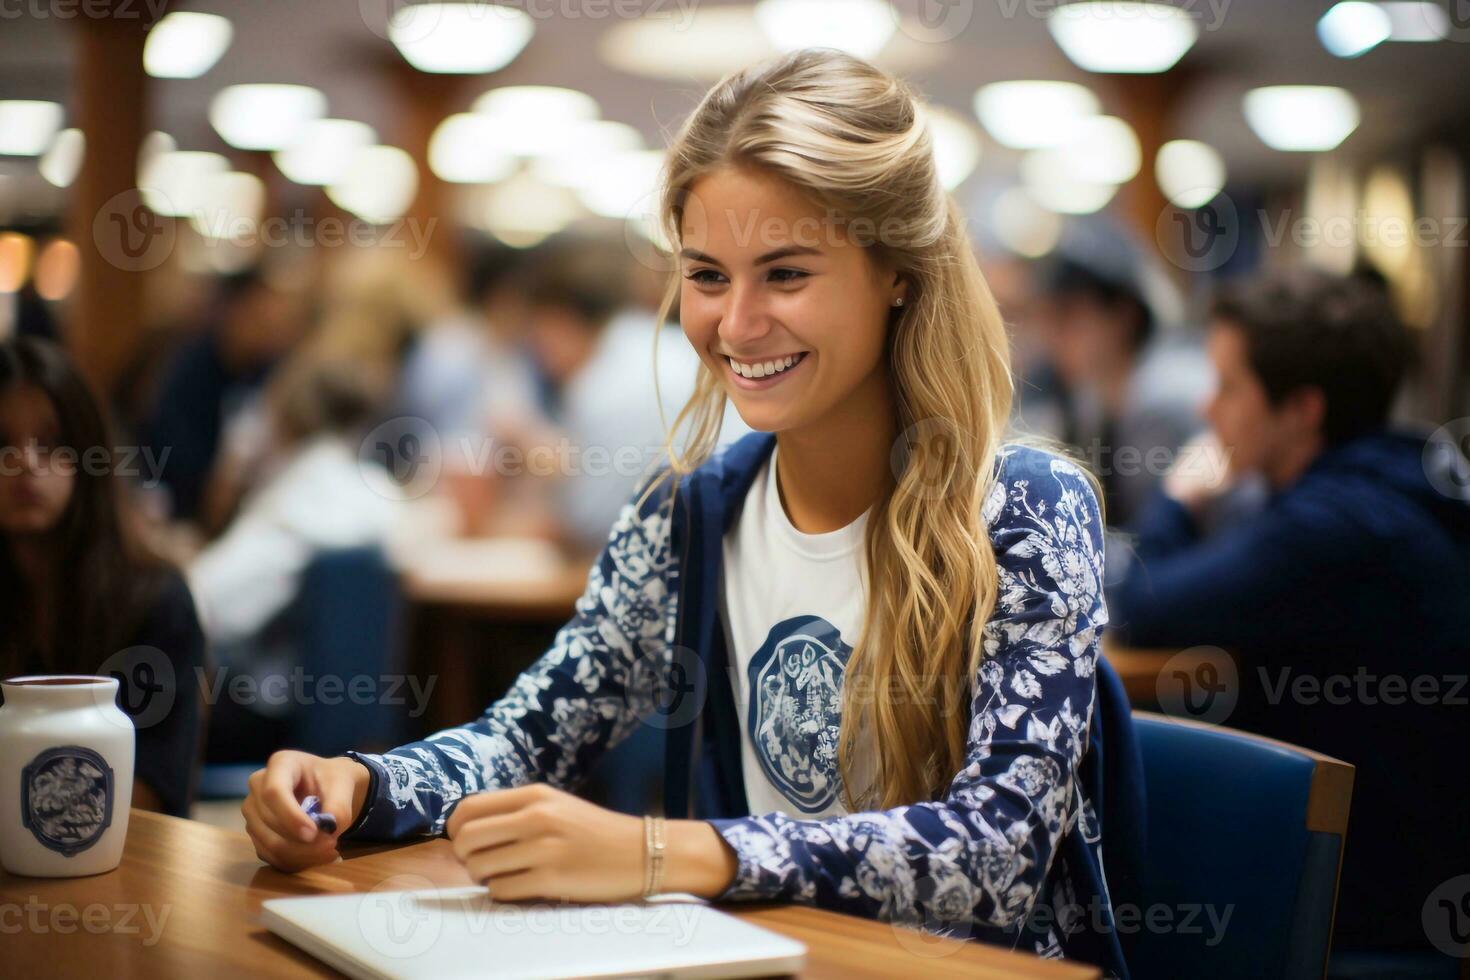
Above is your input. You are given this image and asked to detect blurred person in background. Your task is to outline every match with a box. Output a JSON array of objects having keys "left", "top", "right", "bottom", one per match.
[
  {"left": 189, "top": 353, "right": 396, "bottom": 679},
  {"left": 1024, "top": 226, "right": 1211, "bottom": 525},
  {"left": 190, "top": 352, "right": 397, "bottom": 760},
  {"left": 396, "top": 237, "right": 554, "bottom": 538},
  {"left": 521, "top": 232, "right": 748, "bottom": 552},
  {"left": 12, "top": 279, "right": 59, "bottom": 342},
  {"left": 398, "top": 236, "right": 543, "bottom": 442},
  {"left": 312, "top": 247, "right": 435, "bottom": 385},
  {"left": 0, "top": 337, "right": 204, "bottom": 816},
  {"left": 1107, "top": 267, "right": 1470, "bottom": 961},
  {"left": 140, "top": 266, "right": 307, "bottom": 526}
]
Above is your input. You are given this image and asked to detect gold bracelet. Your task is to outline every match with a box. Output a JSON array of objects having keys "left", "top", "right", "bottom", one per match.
[{"left": 642, "top": 815, "right": 666, "bottom": 898}]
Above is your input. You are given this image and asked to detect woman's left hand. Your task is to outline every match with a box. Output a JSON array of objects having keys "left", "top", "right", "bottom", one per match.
[{"left": 446, "top": 784, "right": 737, "bottom": 902}]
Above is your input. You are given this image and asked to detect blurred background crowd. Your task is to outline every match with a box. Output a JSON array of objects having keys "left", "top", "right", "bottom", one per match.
[{"left": 0, "top": 0, "right": 1468, "bottom": 973}]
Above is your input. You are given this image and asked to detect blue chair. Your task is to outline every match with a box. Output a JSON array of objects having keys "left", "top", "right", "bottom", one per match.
[
  {"left": 1130, "top": 711, "right": 1354, "bottom": 980},
  {"left": 287, "top": 545, "right": 405, "bottom": 757}
]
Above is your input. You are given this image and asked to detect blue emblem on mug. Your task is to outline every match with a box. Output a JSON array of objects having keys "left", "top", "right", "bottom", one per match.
[{"left": 20, "top": 746, "right": 114, "bottom": 857}]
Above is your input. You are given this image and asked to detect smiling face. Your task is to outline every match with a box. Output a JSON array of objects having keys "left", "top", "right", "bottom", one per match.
[
  {"left": 0, "top": 382, "right": 74, "bottom": 536},
  {"left": 678, "top": 165, "right": 905, "bottom": 434}
]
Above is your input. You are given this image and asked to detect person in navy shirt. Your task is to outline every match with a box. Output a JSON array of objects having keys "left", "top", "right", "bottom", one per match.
[{"left": 1108, "top": 268, "right": 1470, "bottom": 959}]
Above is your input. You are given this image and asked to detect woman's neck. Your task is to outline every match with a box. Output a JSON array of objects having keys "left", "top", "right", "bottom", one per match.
[
  {"left": 773, "top": 367, "right": 897, "bottom": 534},
  {"left": 6, "top": 534, "right": 60, "bottom": 659},
  {"left": 8, "top": 534, "right": 55, "bottom": 585}
]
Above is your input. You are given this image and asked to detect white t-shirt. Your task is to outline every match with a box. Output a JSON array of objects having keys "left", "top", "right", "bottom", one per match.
[{"left": 719, "top": 446, "right": 872, "bottom": 819}]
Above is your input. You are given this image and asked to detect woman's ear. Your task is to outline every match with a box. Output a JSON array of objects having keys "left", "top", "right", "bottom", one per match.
[{"left": 889, "top": 271, "right": 908, "bottom": 308}]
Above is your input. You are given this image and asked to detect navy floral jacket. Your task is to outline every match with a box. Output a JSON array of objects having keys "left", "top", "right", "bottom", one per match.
[{"left": 343, "top": 432, "right": 1139, "bottom": 977}]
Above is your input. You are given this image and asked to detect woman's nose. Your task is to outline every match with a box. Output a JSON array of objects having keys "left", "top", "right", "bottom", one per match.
[{"left": 717, "top": 281, "right": 771, "bottom": 348}]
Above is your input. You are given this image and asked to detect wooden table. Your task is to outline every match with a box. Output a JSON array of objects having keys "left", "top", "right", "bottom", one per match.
[
  {"left": 400, "top": 539, "right": 592, "bottom": 621},
  {"left": 2, "top": 811, "right": 1099, "bottom": 979}
]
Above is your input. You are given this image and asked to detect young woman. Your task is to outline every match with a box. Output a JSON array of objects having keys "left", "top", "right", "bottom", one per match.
[
  {"left": 242, "top": 49, "right": 1136, "bottom": 975},
  {"left": 0, "top": 336, "right": 205, "bottom": 816}
]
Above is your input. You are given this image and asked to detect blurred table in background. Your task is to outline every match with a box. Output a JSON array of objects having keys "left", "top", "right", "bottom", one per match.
[
  {"left": 401, "top": 536, "right": 591, "bottom": 619},
  {"left": 394, "top": 533, "right": 594, "bottom": 732}
]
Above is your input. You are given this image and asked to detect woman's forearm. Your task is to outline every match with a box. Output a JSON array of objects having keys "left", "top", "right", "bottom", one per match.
[{"left": 664, "top": 820, "right": 739, "bottom": 898}]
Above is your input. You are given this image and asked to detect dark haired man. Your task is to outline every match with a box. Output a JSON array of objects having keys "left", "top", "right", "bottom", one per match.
[{"left": 1108, "top": 268, "right": 1470, "bottom": 967}]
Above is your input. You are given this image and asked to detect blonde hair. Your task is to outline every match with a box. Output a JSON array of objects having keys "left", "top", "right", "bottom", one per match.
[{"left": 651, "top": 48, "right": 1015, "bottom": 810}]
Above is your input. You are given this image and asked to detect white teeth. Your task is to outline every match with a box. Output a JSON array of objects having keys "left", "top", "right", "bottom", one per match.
[{"left": 728, "top": 352, "right": 804, "bottom": 379}]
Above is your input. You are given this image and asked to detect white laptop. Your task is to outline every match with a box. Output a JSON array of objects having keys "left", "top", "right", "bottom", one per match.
[{"left": 261, "top": 886, "right": 807, "bottom": 980}]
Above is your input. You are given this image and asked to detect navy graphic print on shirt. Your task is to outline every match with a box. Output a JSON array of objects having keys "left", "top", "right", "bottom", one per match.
[{"left": 746, "top": 614, "right": 852, "bottom": 813}]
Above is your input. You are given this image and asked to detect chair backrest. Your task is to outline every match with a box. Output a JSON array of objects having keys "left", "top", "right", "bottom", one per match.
[
  {"left": 1130, "top": 711, "right": 1353, "bottom": 980},
  {"left": 288, "top": 545, "right": 405, "bottom": 756}
]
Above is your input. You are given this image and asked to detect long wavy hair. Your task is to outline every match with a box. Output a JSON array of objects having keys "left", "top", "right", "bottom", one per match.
[
  {"left": 0, "top": 337, "right": 164, "bottom": 676},
  {"left": 651, "top": 48, "right": 1014, "bottom": 810}
]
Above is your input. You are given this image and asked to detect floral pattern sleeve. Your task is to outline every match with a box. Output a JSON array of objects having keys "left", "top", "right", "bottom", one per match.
[
  {"left": 706, "top": 448, "right": 1107, "bottom": 950},
  {"left": 343, "top": 489, "right": 677, "bottom": 840}
]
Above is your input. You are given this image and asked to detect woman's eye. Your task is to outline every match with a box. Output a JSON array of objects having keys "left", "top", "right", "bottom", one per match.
[
  {"left": 684, "top": 269, "right": 726, "bottom": 286},
  {"left": 769, "top": 268, "right": 809, "bottom": 283}
]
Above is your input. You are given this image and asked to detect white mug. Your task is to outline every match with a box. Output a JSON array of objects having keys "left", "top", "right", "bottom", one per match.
[{"left": 0, "top": 675, "right": 136, "bottom": 877}]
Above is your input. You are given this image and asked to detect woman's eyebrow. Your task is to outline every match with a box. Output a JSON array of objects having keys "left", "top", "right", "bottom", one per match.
[{"left": 679, "top": 245, "right": 822, "bottom": 267}]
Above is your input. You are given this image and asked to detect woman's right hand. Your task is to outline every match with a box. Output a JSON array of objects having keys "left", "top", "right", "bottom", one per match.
[{"left": 242, "top": 750, "right": 372, "bottom": 872}]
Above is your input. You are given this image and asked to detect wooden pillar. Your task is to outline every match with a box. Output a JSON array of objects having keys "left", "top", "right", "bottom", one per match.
[
  {"left": 65, "top": 5, "right": 157, "bottom": 396},
  {"left": 1108, "top": 69, "right": 1192, "bottom": 266},
  {"left": 386, "top": 56, "right": 463, "bottom": 278}
]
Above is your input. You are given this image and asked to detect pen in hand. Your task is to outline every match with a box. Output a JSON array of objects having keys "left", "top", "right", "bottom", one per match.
[{"left": 300, "top": 795, "right": 338, "bottom": 835}]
